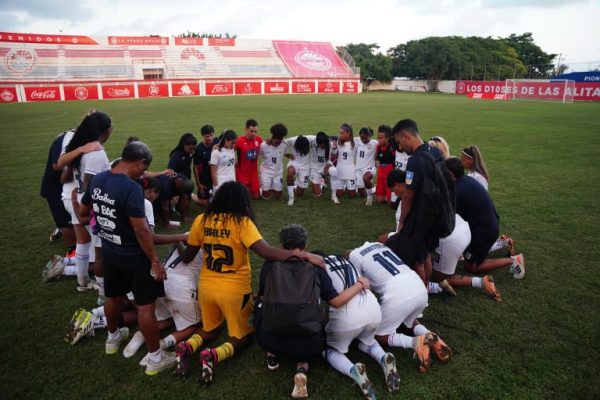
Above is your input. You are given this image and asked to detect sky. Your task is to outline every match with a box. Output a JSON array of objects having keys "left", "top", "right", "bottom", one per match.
[{"left": 1, "top": 0, "right": 598, "bottom": 69}]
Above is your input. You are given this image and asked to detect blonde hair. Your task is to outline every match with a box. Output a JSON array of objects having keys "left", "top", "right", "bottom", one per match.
[
  {"left": 461, "top": 145, "right": 489, "bottom": 182},
  {"left": 428, "top": 136, "right": 450, "bottom": 159}
]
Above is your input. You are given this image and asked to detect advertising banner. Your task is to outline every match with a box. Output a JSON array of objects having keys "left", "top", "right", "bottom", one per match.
[
  {"left": 138, "top": 82, "right": 169, "bottom": 98},
  {"left": 172, "top": 82, "right": 200, "bottom": 97},
  {"left": 291, "top": 81, "right": 315, "bottom": 94},
  {"left": 234, "top": 81, "right": 261, "bottom": 95},
  {"left": 456, "top": 80, "right": 600, "bottom": 101},
  {"left": 206, "top": 82, "right": 233, "bottom": 95},
  {"left": 101, "top": 84, "right": 135, "bottom": 99},
  {"left": 108, "top": 36, "right": 168, "bottom": 46},
  {"left": 273, "top": 41, "right": 354, "bottom": 78},
  {"left": 175, "top": 37, "right": 203, "bottom": 46},
  {"left": 318, "top": 81, "right": 340, "bottom": 94},
  {"left": 24, "top": 86, "right": 60, "bottom": 102},
  {"left": 63, "top": 85, "right": 99, "bottom": 101},
  {"left": 0, "top": 86, "right": 18, "bottom": 102},
  {"left": 342, "top": 81, "right": 359, "bottom": 93},
  {"left": 208, "top": 38, "right": 235, "bottom": 46},
  {"left": 264, "top": 81, "right": 289, "bottom": 94},
  {"left": 0, "top": 32, "right": 97, "bottom": 45}
]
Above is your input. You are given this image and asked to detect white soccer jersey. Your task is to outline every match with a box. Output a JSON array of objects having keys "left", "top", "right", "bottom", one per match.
[
  {"left": 144, "top": 198, "right": 155, "bottom": 229},
  {"left": 75, "top": 148, "right": 110, "bottom": 191},
  {"left": 468, "top": 171, "right": 489, "bottom": 191},
  {"left": 60, "top": 130, "right": 77, "bottom": 201},
  {"left": 285, "top": 136, "right": 311, "bottom": 170},
  {"left": 394, "top": 151, "right": 410, "bottom": 172},
  {"left": 354, "top": 138, "right": 377, "bottom": 171},
  {"left": 259, "top": 141, "right": 286, "bottom": 175},
  {"left": 210, "top": 147, "right": 236, "bottom": 186},
  {"left": 349, "top": 241, "right": 423, "bottom": 299},
  {"left": 335, "top": 141, "right": 357, "bottom": 180}
]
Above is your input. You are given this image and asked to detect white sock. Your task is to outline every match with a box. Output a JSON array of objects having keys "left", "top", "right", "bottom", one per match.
[
  {"left": 63, "top": 265, "right": 77, "bottom": 276},
  {"left": 96, "top": 276, "right": 105, "bottom": 297},
  {"left": 387, "top": 333, "right": 414, "bottom": 349},
  {"left": 358, "top": 342, "right": 386, "bottom": 364},
  {"left": 63, "top": 257, "right": 75, "bottom": 266},
  {"left": 287, "top": 185, "right": 294, "bottom": 197},
  {"left": 489, "top": 239, "right": 505, "bottom": 253},
  {"left": 75, "top": 243, "right": 90, "bottom": 286},
  {"left": 108, "top": 329, "right": 121, "bottom": 340},
  {"left": 163, "top": 334, "right": 176, "bottom": 348},
  {"left": 366, "top": 188, "right": 373, "bottom": 199},
  {"left": 322, "top": 348, "right": 353, "bottom": 378},
  {"left": 413, "top": 324, "right": 430, "bottom": 337},
  {"left": 472, "top": 277, "right": 483, "bottom": 288},
  {"left": 92, "top": 306, "right": 105, "bottom": 318},
  {"left": 94, "top": 316, "right": 107, "bottom": 329},
  {"left": 149, "top": 348, "right": 162, "bottom": 364},
  {"left": 428, "top": 282, "right": 443, "bottom": 294}
]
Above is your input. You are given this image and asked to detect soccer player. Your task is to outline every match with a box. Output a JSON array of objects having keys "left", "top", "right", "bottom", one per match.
[
  {"left": 210, "top": 130, "right": 237, "bottom": 191},
  {"left": 235, "top": 119, "right": 263, "bottom": 200},
  {"left": 374, "top": 125, "right": 396, "bottom": 205},
  {"left": 192, "top": 125, "right": 217, "bottom": 207},
  {"left": 329, "top": 123, "right": 357, "bottom": 203},
  {"left": 354, "top": 127, "right": 378, "bottom": 206},
  {"left": 460, "top": 145, "right": 489, "bottom": 191},
  {"left": 445, "top": 157, "right": 525, "bottom": 279},
  {"left": 307, "top": 132, "right": 334, "bottom": 197},
  {"left": 285, "top": 135, "right": 311, "bottom": 206},
  {"left": 319, "top": 253, "right": 400, "bottom": 397},
  {"left": 348, "top": 241, "right": 452, "bottom": 373},
  {"left": 154, "top": 174, "right": 194, "bottom": 229},
  {"left": 175, "top": 182, "right": 324, "bottom": 385},
  {"left": 168, "top": 133, "right": 197, "bottom": 180},
  {"left": 259, "top": 123, "right": 288, "bottom": 200},
  {"left": 429, "top": 136, "right": 451, "bottom": 159}
]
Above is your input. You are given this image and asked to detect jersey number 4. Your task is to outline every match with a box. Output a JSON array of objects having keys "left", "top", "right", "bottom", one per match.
[
  {"left": 203, "top": 243, "right": 234, "bottom": 272},
  {"left": 372, "top": 250, "right": 403, "bottom": 276}
]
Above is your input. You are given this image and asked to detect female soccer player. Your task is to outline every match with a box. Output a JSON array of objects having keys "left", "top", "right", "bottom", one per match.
[
  {"left": 209, "top": 130, "right": 237, "bottom": 192},
  {"left": 168, "top": 133, "right": 197, "bottom": 180},
  {"left": 375, "top": 126, "right": 396, "bottom": 205},
  {"left": 308, "top": 132, "right": 334, "bottom": 197},
  {"left": 354, "top": 127, "right": 378, "bottom": 206},
  {"left": 284, "top": 135, "right": 311, "bottom": 206},
  {"left": 259, "top": 123, "right": 288, "bottom": 200},
  {"left": 175, "top": 182, "right": 324, "bottom": 385},
  {"left": 329, "top": 123, "right": 357, "bottom": 203},
  {"left": 429, "top": 136, "right": 450, "bottom": 159},
  {"left": 461, "top": 145, "right": 490, "bottom": 190}
]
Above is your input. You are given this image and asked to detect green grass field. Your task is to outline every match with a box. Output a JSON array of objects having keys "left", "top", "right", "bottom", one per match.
[{"left": 1, "top": 92, "right": 599, "bottom": 399}]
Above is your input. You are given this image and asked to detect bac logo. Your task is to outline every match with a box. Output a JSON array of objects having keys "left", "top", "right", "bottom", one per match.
[{"left": 405, "top": 171, "right": 414, "bottom": 185}]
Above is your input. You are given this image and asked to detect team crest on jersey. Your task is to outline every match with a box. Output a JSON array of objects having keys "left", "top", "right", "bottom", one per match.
[{"left": 405, "top": 171, "right": 414, "bottom": 185}]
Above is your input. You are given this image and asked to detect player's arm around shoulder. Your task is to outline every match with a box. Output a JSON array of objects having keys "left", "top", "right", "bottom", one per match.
[{"left": 328, "top": 276, "right": 370, "bottom": 308}]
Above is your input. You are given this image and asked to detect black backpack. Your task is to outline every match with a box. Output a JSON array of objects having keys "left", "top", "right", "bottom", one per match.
[{"left": 261, "top": 259, "right": 323, "bottom": 337}]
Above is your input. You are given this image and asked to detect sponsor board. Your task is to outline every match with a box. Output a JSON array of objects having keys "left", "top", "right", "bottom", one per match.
[
  {"left": 0, "top": 31, "right": 97, "bottom": 45},
  {"left": 291, "top": 81, "right": 315, "bottom": 94},
  {"left": 273, "top": 41, "right": 354, "bottom": 78},
  {"left": 342, "top": 81, "right": 359, "bottom": 93},
  {"left": 5, "top": 48, "right": 37, "bottom": 74},
  {"left": 456, "top": 80, "right": 600, "bottom": 101},
  {"left": 0, "top": 87, "right": 18, "bottom": 102},
  {"left": 63, "top": 85, "right": 99, "bottom": 101},
  {"left": 206, "top": 82, "right": 233, "bottom": 95},
  {"left": 175, "top": 37, "right": 203, "bottom": 46},
  {"left": 108, "top": 36, "right": 168, "bottom": 46},
  {"left": 318, "top": 81, "right": 340, "bottom": 94},
  {"left": 234, "top": 82, "right": 261, "bottom": 95},
  {"left": 264, "top": 81, "right": 289, "bottom": 94},
  {"left": 171, "top": 82, "right": 200, "bottom": 97},
  {"left": 24, "top": 86, "right": 60, "bottom": 102},
  {"left": 101, "top": 84, "right": 135, "bottom": 99},
  {"left": 138, "top": 83, "right": 168, "bottom": 98},
  {"left": 208, "top": 38, "right": 235, "bottom": 46}
]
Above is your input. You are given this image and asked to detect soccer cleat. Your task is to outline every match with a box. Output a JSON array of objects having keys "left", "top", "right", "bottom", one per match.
[
  {"left": 510, "top": 254, "right": 526, "bottom": 279},
  {"left": 175, "top": 341, "right": 194, "bottom": 378},
  {"left": 71, "top": 311, "right": 97, "bottom": 345},
  {"left": 482, "top": 275, "right": 501, "bottom": 302},
  {"left": 414, "top": 334, "right": 432, "bottom": 373},
  {"left": 66, "top": 248, "right": 76, "bottom": 259},
  {"left": 365, "top": 197, "right": 373, "bottom": 206},
  {"left": 350, "top": 363, "right": 376, "bottom": 400},
  {"left": 43, "top": 255, "right": 65, "bottom": 283},
  {"left": 501, "top": 234, "right": 516, "bottom": 256},
  {"left": 291, "top": 368, "right": 308, "bottom": 399},
  {"left": 287, "top": 197, "right": 294, "bottom": 206},
  {"left": 77, "top": 280, "right": 98, "bottom": 292},
  {"left": 331, "top": 195, "right": 340, "bottom": 204},
  {"left": 439, "top": 279, "right": 457, "bottom": 296},
  {"left": 427, "top": 332, "right": 452, "bottom": 363},
  {"left": 96, "top": 295, "right": 106, "bottom": 307},
  {"left": 199, "top": 348, "right": 217, "bottom": 386},
  {"left": 139, "top": 352, "right": 149, "bottom": 367},
  {"left": 145, "top": 350, "right": 177, "bottom": 376},
  {"left": 381, "top": 352, "right": 400, "bottom": 393},
  {"left": 266, "top": 353, "right": 279, "bottom": 371},
  {"left": 65, "top": 308, "right": 85, "bottom": 343},
  {"left": 49, "top": 228, "right": 62, "bottom": 242},
  {"left": 105, "top": 327, "right": 130, "bottom": 355},
  {"left": 123, "top": 330, "right": 145, "bottom": 358}
]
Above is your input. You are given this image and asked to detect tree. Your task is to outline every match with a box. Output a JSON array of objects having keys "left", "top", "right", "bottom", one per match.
[
  {"left": 342, "top": 43, "right": 392, "bottom": 87},
  {"left": 501, "top": 33, "right": 556, "bottom": 78}
]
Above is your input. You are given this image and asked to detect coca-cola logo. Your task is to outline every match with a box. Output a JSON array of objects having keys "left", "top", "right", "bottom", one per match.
[
  {"left": 1, "top": 89, "right": 14, "bottom": 102},
  {"left": 107, "top": 87, "right": 130, "bottom": 97},
  {"left": 74, "top": 86, "right": 89, "bottom": 100},
  {"left": 294, "top": 48, "right": 331, "bottom": 71},
  {"left": 211, "top": 84, "right": 229, "bottom": 94},
  {"left": 456, "top": 81, "right": 466, "bottom": 94},
  {"left": 176, "top": 84, "right": 195, "bottom": 96},
  {"left": 5, "top": 48, "right": 37, "bottom": 73},
  {"left": 31, "top": 89, "right": 57, "bottom": 99}
]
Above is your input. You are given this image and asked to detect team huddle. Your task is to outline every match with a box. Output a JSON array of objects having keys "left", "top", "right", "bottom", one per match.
[{"left": 40, "top": 111, "right": 526, "bottom": 399}]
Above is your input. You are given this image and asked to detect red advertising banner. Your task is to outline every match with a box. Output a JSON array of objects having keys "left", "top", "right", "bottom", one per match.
[
  {"left": 138, "top": 83, "right": 169, "bottom": 98},
  {"left": 175, "top": 37, "right": 203, "bottom": 46},
  {"left": 172, "top": 82, "right": 200, "bottom": 97},
  {"left": 234, "top": 81, "right": 261, "bottom": 95},
  {"left": 273, "top": 41, "right": 354, "bottom": 78},
  {"left": 342, "top": 81, "right": 359, "bottom": 93},
  {"left": 63, "top": 85, "right": 99, "bottom": 101},
  {"left": 292, "top": 81, "right": 315, "bottom": 94},
  {"left": 456, "top": 80, "right": 600, "bottom": 101},
  {"left": 318, "top": 81, "right": 340, "bottom": 94},
  {"left": 101, "top": 84, "right": 135, "bottom": 99},
  {"left": 208, "top": 38, "right": 235, "bottom": 46},
  {"left": 206, "top": 82, "right": 233, "bottom": 95},
  {"left": 264, "top": 81, "right": 289, "bottom": 94},
  {"left": 573, "top": 83, "right": 600, "bottom": 101},
  {"left": 24, "top": 86, "right": 60, "bottom": 102},
  {"left": 0, "top": 87, "right": 18, "bottom": 102},
  {"left": 108, "top": 36, "right": 169, "bottom": 46},
  {"left": 0, "top": 32, "right": 97, "bottom": 45}
]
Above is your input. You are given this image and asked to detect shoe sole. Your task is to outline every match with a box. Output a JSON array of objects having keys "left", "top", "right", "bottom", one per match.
[
  {"left": 145, "top": 357, "right": 176, "bottom": 376},
  {"left": 430, "top": 334, "right": 452, "bottom": 362},
  {"left": 292, "top": 373, "right": 308, "bottom": 398},
  {"left": 383, "top": 353, "right": 400, "bottom": 392},
  {"left": 105, "top": 329, "right": 130, "bottom": 355}
]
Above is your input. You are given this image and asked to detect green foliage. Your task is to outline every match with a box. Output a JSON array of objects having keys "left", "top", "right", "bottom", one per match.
[
  {"left": 501, "top": 33, "right": 556, "bottom": 78},
  {"left": 0, "top": 93, "right": 599, "bottom": 400},
  {"left": 343, "top": 43, "right": 393, "bottom": 85}
]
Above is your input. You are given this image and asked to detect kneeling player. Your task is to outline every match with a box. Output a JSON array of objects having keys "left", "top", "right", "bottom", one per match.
[
  {"left": 259, "top": 123, "right": 288, "bottom": 199},
  {"left": 285, "top": 135, "right": 311, "bottom": 206},
  {"left": 329, "top": 124, "right": 357, "bottom": 204},
  {"left": 354, "top": 127, "right": 378, "bottom": 206}
]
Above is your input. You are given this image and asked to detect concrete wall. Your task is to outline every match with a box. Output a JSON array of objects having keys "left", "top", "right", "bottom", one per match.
[{"left": 366, "top": 80, "right": 457, "bottom": 93}]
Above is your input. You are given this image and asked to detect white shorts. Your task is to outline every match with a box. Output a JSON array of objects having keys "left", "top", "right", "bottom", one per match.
[
  {"left": 326, "top": 322, "right": 380, "bottom": 353},
  {"left": 391, "top": 193, "right": 398, "bottom": 203},
  {"left": 63, "top": 197, "right": 82, "bottom": 225},
  {"left": 433, "top": 218, "right": 471, "bottom": 275},
  {"left": 288, "top": 162, "right": 310, "bottom": 189},
  {"left": 309, "top": 165, "right": 326, "bottom": 185},
  {"left": 331, "top": 176, "right": 356, "bottom": 191},
  {"left": 156, "top": 275, "right": 201, "bottom": 331},
  {"left": 376, "top": 291, "right": 428, "bottom": 336},
  {"left": 260, "top": 169, "right": 283, "bottom": 192},
  {"left": 355, "top": 167, "right": 375, "bottom": 189}
]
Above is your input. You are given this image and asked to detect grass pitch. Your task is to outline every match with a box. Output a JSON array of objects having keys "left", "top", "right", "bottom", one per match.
[{"left": 0, "top": 92, "right": 599, "bottom": 399}]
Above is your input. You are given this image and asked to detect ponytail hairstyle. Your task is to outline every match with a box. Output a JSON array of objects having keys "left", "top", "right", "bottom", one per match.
[
  {"left": 65, "top": 111, "right": 112, "bottom": 168},
  {"left": 294, "top": 135, "right": 310, "bottom": 156},
  {"left": 429, "top": 136, "right": 450, "bottom": 159},
  {"left": 461, "top": 145, "right": 489, "bottom": 181},
  {"left": 315, "top": 131, "right": 330, "bottom": 161},
  {"left": 170, "top": 133, "right": 197, "bottom": 157},
  {"left": 359, "top": 126, "right": 374, "bottom": 137},
  {"left": 339, "top": 123, "right": 354, "bottom": 149},
  {"left": 218, "top": 129, "right": 238, "bottom": 150}
]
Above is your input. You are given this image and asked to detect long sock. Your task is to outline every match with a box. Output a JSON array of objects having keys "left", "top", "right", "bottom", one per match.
[
  {"left": 322, "top": 348, "right": 353, "bottom": 378},
  {"left": 287, "top": 185, "right": 295, "bottom": 198},
  {"left": 163, "top": 334, "right": 176, "bottom": 348},
  {"left": 92, "top": 306, "right": 105, "bottom": 318},
  {"left": 186, "top": 334, "right": 203, "bottom": 353},
  {"left": 63, "top": 257, "right": 76, "bottom": 266},
  {"left": 387, "top": 333, "right": 415, "bottom": 349},
  {"left": 94, "top": 316, "right": 107, "bottom": 329},
  {"left": 489, "top": 239, "right": 505, "bottom": 253},
  {"left": 413, "top": 324, "right": 430, "bottom": 337},
  {"left": 96, "top": 276, "right": 105, "bottom": 297},
  {"left": 472, "top": 277, "right": 483, "bottom": 288},
  {"left": 108, "top": 329, "right": 121, "bottom": 340},
  {"left": 366, "top": 188, "right": 373, "bottom": 199},
  {"left": 63, "top": 265, "right": 77, "bottom": 276},
  {"left": 149, "top": 348, "right": 162, "bottom": 364},
  {"left": 75, "top": 242, "right": 90, "bottom": 286},
  {"left": 428, "top": 282, "right": 443, "bottom": 294},
  {"left": 358, "top": 342, "right": 386, "bottom": 364},
  {"left": 214, "top": 342, "right": 234, "bottom": 363}
]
